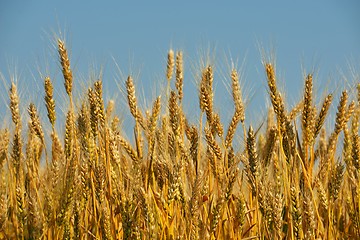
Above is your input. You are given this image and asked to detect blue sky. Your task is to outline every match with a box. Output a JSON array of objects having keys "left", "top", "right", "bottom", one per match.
[{"left": 1, "top": 1, "right": 360, "bottom": 128}]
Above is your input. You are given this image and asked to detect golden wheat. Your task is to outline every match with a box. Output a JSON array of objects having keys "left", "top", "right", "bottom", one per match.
[{"left": 0, "top": 39, "right": 359, "bottom": 239}]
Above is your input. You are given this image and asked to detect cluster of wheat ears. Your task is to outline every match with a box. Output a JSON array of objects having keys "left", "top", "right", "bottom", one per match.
[{"left": 0, "top": 38, "right": 359, "bottom": 240}]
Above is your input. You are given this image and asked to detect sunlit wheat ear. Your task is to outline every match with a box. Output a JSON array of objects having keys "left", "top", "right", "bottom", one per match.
[
  {"left": 313, "top": 94, "right": 332, "bottom": 139},
  {"left": 73, "top": 203, "right": 81, "bottom": 239},
  {"left": 166, "top": 49, "right": 175, "bottom": 81},
  {"left": 290, "top": 186, "right": 302, "bottom": 239},
  {"left": 235, "top": 194, "right": 246, "bottom": 231},
  {"left": 15, "top": 182, "right": 25, "bottom": 237},
  {"left": 187, "top": 125, "right": 199, "bottom": 172},
  {"left": 265, "top": 63, "right": 279, "bottom": 110},
  {"left": 94, "top": 163, "right": 105, "bottom": 203},
  {"left": 88, "top": 87, "right": 99, "bottom": 137},
  {"left": 257, "top": 180, "right": 269, "bottom": 226},
  {"left": 100, "top": 202, "right": 112, "bottom": 239},
  {"left": 262, "top": 126, "right": 277, "bottom": 167},
  {"left": 64, "top": 110, "right": 75, "bottom": 163},
  {"left": 328, "top": 161, "right": 344, "bottom": 201},
  {"left": 118, "top": 136, "right": 138, "bottom": 164},
  {"left": 175, "top": 51, "right": 184, "bottom": 101},
  {"left": 206, "top": 65, "right": 214, "bottom": 88},
  {"left": 204, "top": 125, "right": 223, "bottom": 162},
  {"left": 78, "top": 102, "right": 90, "bottom": 146},
  {"left": 334, "top": 90, "right": 348, "bottom": 135},
  {"left": 303, "top": 193, "right": 316, "bottom": 239},
  {"left": 57, "top": 39, "right": 73, "bottom": 97},
  {"left": 246, "top": 126, "right": 258, "bottom": 182},
  {"left": 199, "top": 69, "right": 206, "bottom": 112},
  {"left": 9, "top": 82, "right": 23, "bottom": 177},
  {"left": 265, "top": 63, "right": 286, "bottom": 129},
  {"left": 0, "top": 130, "right": 9, "bottom": 169},
  {"left": 200, "top": 68, "right": 214, "bottom": 126},
  {"left": 94, "top": 80, "right": 105, "bottom": 128},
  {"left": 13, "top": 139, "right": 23, "bottom": 172},
  {"left": 210, "top": 197, "right": 225, "bottom": 235},
  {"left": 343, "top": 126, "right": 352, "bottom": 167},
  {"left": 44, "top": 77, "right": 56, "bottom": 128},
  {"left": 28, "top": 103, "right": 44, "bottom": 144},
  {"left": 302, "top": 73, "right": 314, "bottom": 146},
  {"left": 126, "top": 75, "right": 143, "bottom": 124},
  {"left": 273, "top": 185, "right": 283, "bottom": 238},
  {"left": 327, "top": 90, "right": 349, "bottom": 154},
  {"left": 10, "top": 78, "right": 24, "bottom": 238},
  {"left": 231, "top": 68, "right": 245, "bottom": 122},
  {"left": 148, "top": 96, "right": 161, "bottom": 139},
  {"left": 344, "top": 100, "right": 356, "bottom": 124},
  {"left": 225, "top": 109, "right": 242, "bottom": 149},
  {"left": 169, "top": 91, "right": 180, "bottom": 136},
  {"left": 225, "top": 68, "right": 245, "bottom": 148},
  {"left": 50, "top": 131, "right": 63, "bottom": 191},
  {"left": 224, "top": 168, "right": 239, "bottom": 201},
  {"left": 212, "top": 113, "right": 223, "bottom": 137},
  {"left": 10, "top": 82, "right": 21, "bottom": 129}
]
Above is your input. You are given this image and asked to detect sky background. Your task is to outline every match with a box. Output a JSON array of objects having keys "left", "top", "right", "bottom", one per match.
[{"left": 1, "top": 1, "right": 360, "bottom": 131}]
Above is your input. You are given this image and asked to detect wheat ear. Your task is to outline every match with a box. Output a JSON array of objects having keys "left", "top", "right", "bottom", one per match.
[
  {"left": 44, "top": 77, "right": 56, "bottom": 128},
  {"left": 57, "top": 39, "right": 73, "bottom": 97}
]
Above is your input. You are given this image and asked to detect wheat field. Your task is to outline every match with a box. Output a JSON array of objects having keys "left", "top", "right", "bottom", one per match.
[{"left": 0, "top": 38, "right": 359, "bottom": 239}]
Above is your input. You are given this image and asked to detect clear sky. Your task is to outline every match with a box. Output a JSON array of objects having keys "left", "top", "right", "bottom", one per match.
[{"left": 1, "top": 1, "right": 360, "bottom": 127}]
